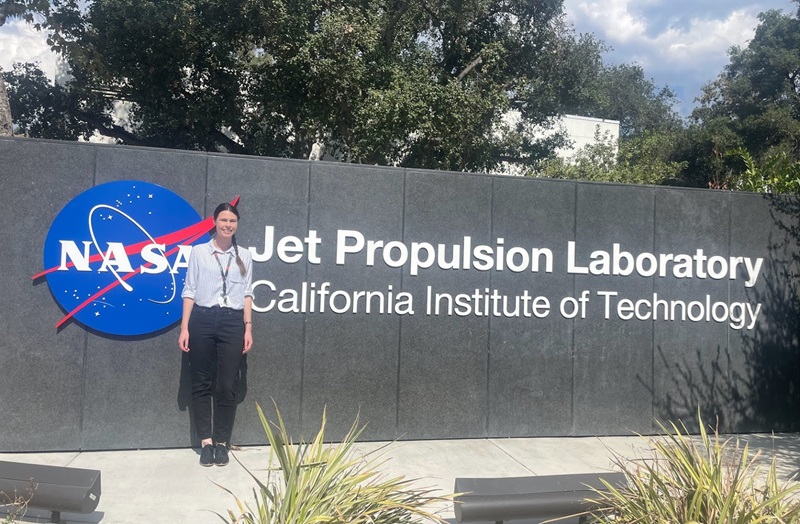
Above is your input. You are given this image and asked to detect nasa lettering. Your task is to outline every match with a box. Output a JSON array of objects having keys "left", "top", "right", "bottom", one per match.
[{"left": 38, "top": 181, "right": 210, "bottom": 336}]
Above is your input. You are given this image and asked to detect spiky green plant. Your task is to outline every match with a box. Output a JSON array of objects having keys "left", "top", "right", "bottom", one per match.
[
  {"left": 217, "top": 403, "right": 448, "bottom": 524},
  {"left": 589, "top": 412, "right": 800, "bottom": 524}
]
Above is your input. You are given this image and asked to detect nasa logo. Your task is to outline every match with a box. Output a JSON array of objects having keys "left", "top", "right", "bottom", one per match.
[{"left": 36, "top": 181, "right": 212, "bottom": 336}]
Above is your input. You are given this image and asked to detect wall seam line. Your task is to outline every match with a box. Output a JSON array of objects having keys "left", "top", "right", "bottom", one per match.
[
  {"left": 396, "top": 168, "right": 407, "bottom": 432},
  {"left": 651, "top": 190, "right": 656, "bottom": 432},
  {"left": 570, "top": 182, "right": 577, "bottom": 436},
  {"left": 203, "top": 155, "right": 209, "bottom": 215},
  {"left": 79, "top": 145, "right": 99, "bottom": 450},
  {"left": 486, "top": 177, "right": 494, "bottom": 437},
  {"left": 300, "top": 162, "right": 312, "bottom": 428},
  {"left": 727, "top": 191, "right": 732, "bottom": 393}
]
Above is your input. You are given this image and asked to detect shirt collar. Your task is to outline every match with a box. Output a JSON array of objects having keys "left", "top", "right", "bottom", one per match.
[{"left": 208, "top": 239, "right": 235, "bottom": 255}]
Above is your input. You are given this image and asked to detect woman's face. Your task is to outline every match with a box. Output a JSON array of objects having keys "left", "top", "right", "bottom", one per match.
[{"left": 214, "top": 210, "right": 239, "bottom": 242}]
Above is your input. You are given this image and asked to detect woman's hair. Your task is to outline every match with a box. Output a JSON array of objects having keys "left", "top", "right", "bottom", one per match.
[{"left": 214, "top": 203, "right": 246, "bottom": 276}]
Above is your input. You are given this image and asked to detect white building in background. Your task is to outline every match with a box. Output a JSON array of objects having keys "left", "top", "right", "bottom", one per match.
[
  {"left": 555, "top": 114, "right": 619, "bottom": 160},
  {"left": 494, "top": 113, "right": 620, "bottom": 176}
]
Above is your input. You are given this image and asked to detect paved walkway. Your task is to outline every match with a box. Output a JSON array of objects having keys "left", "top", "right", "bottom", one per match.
[{"left": 2, "top": 433, "right": 799, "bottom": 523}]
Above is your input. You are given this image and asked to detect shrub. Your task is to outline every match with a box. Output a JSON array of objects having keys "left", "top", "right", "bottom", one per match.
[
  {"left": 590, "top": 413, "right": 800, "bottom": 524},
  {"left": 535, "top": 130, "right": 686, "bottom": 186},
  {"left": 730, "top": 148, "right": 800, "bottom": 194},
  {"left": 218, "top": 403, "right": 448, "bottom": 524}
]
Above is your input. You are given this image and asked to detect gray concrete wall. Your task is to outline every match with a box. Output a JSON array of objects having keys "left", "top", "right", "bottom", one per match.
[{"left": 1, "top": 137, "right": 798, "bottom": 451}]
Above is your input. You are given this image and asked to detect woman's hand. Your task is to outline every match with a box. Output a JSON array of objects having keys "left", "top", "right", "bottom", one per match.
[
  {"left": 179, "top": 298, "right": 194, "bottom": 352},
  {"left": 179, "top": 328, "right": 190, "bottom": 352},
  {"left": 243, "top": 327, "right": 253, "bottom": 354}
]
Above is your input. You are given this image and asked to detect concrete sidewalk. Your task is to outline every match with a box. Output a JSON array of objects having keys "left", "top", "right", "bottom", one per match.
[{"left": 2, "top": 433, "right": 799, "bottom": 524}]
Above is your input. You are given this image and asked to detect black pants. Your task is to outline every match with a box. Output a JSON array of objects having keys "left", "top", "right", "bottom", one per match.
[{"left": 188, "top": 305, "right": 245, "bottom": 444}]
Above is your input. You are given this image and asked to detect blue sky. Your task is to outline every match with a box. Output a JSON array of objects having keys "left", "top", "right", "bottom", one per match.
[
  {"left": 1, "top": 1, "right": 797, "bottom": 118},
  {"left": 564, "top": 0, "right": 798, "bottom": 115}
]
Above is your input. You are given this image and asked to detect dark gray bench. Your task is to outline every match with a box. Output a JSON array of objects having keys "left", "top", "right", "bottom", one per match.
[
  {"left": 454, "top": 472, "right": 626, "bottom": 523},
  {"left": 0, "top": 460, "right": 101, "bottom": 523}
]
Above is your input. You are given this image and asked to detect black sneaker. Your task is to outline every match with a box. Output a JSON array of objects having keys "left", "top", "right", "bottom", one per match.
[
  {"left": 200, "top": 444, "right": 215, "bottom": 467},
  {"left": 214, "top": 443, "right": 229, "bottom": 466}
]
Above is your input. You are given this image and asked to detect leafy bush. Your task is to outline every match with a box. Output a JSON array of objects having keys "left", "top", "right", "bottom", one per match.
[
  {"left": 730, "top": 148, "right": 800, "bottom": 194},
  {"left": 218, "top": 403, "right": 448, "bottom": 524},
  {"left": 590, "top": 413, "right": 800, "bottom": 524},
  {"left": 536, "top": 129, "right": 686, "bottom": 186}
]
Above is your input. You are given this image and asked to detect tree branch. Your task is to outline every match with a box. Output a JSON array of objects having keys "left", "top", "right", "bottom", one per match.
[
  {"left": 0, "top": 75, "right": 13, "bottom": 136},
  {"left": 497, "top": 154, "right": 537, "bottom": 165},
  {"left": 79, "top": 110, "right": 249, "bottom": 154},
  {"left": 457, "top": 56, "right": 483, "bottom": 80},
  {"left": 210, "top": 128, "right": 246, "bottom": 154},
  {"left": 383, "top": 1, "right": 409, "bottom": 51},
  {"left": 75, "top": 109, "right": 149, "bottom": 145}
]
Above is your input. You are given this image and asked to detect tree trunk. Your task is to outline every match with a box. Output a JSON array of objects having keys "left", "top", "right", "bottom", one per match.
[{"left": 0, "top": 75, "right": 13, "bottom": 136}]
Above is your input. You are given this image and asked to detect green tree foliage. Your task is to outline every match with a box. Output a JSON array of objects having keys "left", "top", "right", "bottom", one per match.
[
  {"left": 5, "top": 62, "right": 98, "bottom": 139},
  {"left": 568, "top": 63, "right": 683, "bottom": 139},
  {"left": 534, "top": 61, "right": 685, "bottom": 186},
  {"left": 0, "top": 0, "right": 617, "bottom": 171},
  {"left": 0, "top": 0, "right": 50, "bottom": 26},
  {"left": 0, "top": 74, "right": 11, "bottom": 135},
  {"left": 686, "top": 3, "right": 800, "bottom": 188},
  {"left": 727, "top": 148, "right": 800, "bottom": 194},
  {"left": 538, "top": 129, "right": 687, "bottom": 185}
]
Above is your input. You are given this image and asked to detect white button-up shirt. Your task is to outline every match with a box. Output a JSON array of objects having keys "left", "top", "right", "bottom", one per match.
[{"left": 181, "top": 240, "right": 254, "bottom": 309}]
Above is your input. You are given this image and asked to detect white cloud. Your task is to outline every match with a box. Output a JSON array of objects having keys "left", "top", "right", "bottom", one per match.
[
  {"left": 641, "top": 9, "right": 757, "bottom": 68},
  {"left": 568, "top": 0, "right": 759, "bottom": 61},
  {"left": 564, "top": 0, "right": 786, "bottom": 114},
  {"left": 0, "top": 19, "right": 57, "bottom": 77},
  {"left": 569, "top": 0, "right": 650, "bottom": 43}
]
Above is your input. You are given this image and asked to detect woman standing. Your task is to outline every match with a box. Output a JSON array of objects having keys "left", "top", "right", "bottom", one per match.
[{"left": 179, "top": 203, "right": 254, "bottom": 467}]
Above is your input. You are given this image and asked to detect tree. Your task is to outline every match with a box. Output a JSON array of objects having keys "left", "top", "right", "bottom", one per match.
[
  {"left": 566, "top": 63, "right": 683, "bottom": 139},
  {"left": 0, "top": 0, "right": 66, "bottom": 138},
  {"left": 685, "top": 3, "right": 800, "bottom": 187},
  {"left": 729, "top": 148, "right": 800, "bottom": 194},
  {"left": 0, "top": 0, "right": 51, "bottom": 26},
  {"left": 537, "top": 128, "right": 687, "bottom": 185},
  {"left": 0, "top": 74, "right": 12, "bottom": 135},
  {"left": 531, "top": 59, "right": 685, "bottom": 185},
  {"left": 4, "top": 62, "right": 99, "bottom": 139},
  {"left": 1, "top": 0, "right": 614, "bottom": 172}
]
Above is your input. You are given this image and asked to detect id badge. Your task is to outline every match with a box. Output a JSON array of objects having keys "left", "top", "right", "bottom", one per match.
[{"left": 218, "top": 295, "right": 232, "bottom": 307}]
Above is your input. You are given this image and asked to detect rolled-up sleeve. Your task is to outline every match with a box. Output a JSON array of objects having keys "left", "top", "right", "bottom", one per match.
[
  {"left": 181, "top": 245, "right": 199, "bottom": 300},
  {"left": 244, "top": 252, "right": 254, "bottom": 299}
]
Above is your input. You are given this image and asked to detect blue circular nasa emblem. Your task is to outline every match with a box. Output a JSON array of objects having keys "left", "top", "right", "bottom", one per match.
[{"left": 40, "top": 181, "right": 211, "bottom": 336}]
